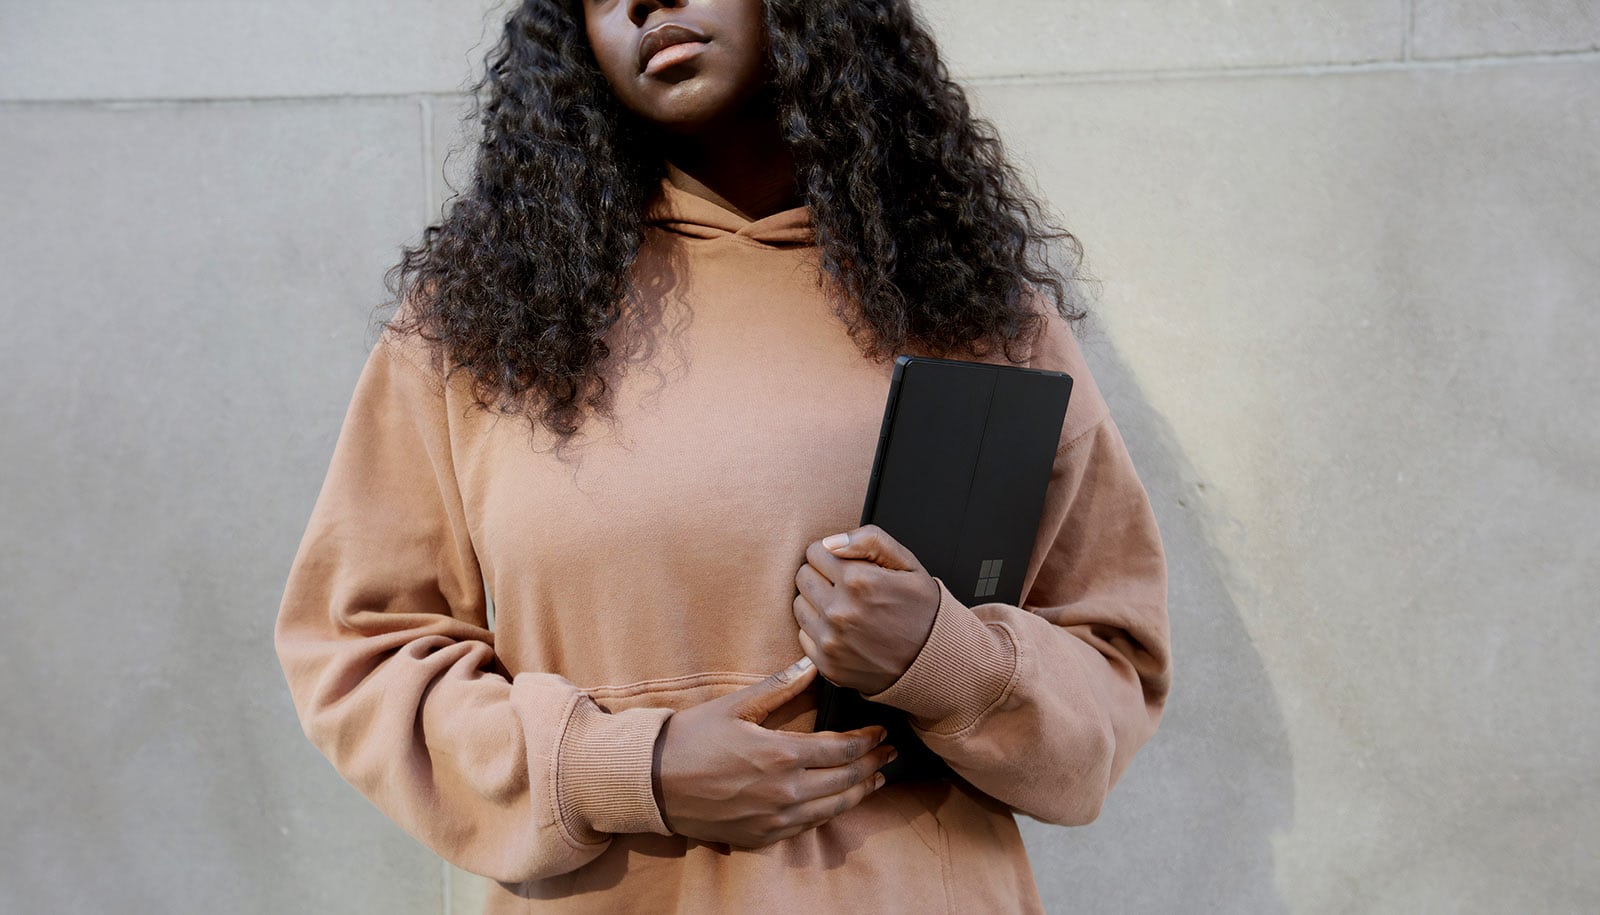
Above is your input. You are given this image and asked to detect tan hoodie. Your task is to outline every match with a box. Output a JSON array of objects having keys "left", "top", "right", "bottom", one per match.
[{"left": 274, "top": 176, "right": 1172, "bottom": 913}]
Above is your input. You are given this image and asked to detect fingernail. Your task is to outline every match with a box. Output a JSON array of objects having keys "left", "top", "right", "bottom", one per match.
[
  {"left": 873, "top": 728, "right": 889, "bottom": 746},
  {"left": 822, "top": 532, "right": 850, "bottom": 550},
  {"left": 886, "top": 748, "right": 898, "bottom": 763},
  {"left": 874, "top": 773, "right": 887, "bottom": 789},
  {"left": 790, "top": 656, "right": 815, "bottom": 674}
]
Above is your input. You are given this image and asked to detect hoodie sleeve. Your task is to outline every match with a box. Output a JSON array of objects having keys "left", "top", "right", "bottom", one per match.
[
  {"left": 273, "top": 328, "right": 673, "bottom": 883},
  {"left": 861, "top": 317, "right": 1172, "bottom": 826}
]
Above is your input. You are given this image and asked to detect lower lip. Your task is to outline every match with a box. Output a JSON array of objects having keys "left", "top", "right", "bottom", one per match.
[{"left": 644, "top": 41, "right": 708, "bottom": 76}]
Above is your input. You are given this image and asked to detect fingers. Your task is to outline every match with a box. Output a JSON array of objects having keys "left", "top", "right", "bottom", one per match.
[
  {"left": 792, "top": 592, "right": 831, "bottom": 654},
  {"left": 802, "top": 539, "right": 846, "bottom": 584},
  {"left": 727, "top": 656, "right": 819, "bottom": 722},
  {"left": 793, "top": 561, "right": 832, "bottom": 610},
  {"left": 801, "top": 533, "right": 907, "bottom": 595},
  {"left": 796, "top": 628, "right": 824, "bottom": 676},
  {"left": 773, "top": 745, "right": 896, "bottom": 841},
  {"left": 817, "top": 524, "right": 923, "bottom": 573},
  {"left": 723, "top": 739, "right": 897, "bottom": 849},
  {"left": 774, "top": 724, "right": 888, "bottom": 768},
  {"left": 793, "top": 633, "right": 844, "bottom": 691},
  {"left": 793, "top": 741, "right": 897, "bottom": 797}
]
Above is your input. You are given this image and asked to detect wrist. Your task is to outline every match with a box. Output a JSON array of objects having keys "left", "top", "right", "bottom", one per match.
[
  {"left": 555, "top": 700, "right": 674, "bottom": 840},
  {"left": 651, "top": 712, "right": 674, "bottom": 833},
  {"left": 861, "top": 576, "right": 1017, "bottom": 734}
]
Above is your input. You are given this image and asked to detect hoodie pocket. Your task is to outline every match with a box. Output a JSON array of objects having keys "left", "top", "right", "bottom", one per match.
[{"left": 583, "top": 670, "right": 822, "bottom": 732}]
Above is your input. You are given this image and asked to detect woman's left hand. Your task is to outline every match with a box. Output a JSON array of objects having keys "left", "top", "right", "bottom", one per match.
[{"left": 793, "top": 525, "right": 941, "bottom": 696}]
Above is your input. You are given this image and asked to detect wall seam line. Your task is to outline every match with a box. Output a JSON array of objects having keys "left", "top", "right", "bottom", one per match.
[
  {"left": 0, "top": 92, "right": 458, "bottom": 107},
  {"left": 3, "top": 47, "right": 1600, "bottom": 106},
  {"left": 963, "top": 47, "right": 1600, "bottom": 87}
]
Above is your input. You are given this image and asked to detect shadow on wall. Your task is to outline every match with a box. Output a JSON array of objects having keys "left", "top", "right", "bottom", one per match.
[{"left": 1018, "top": 323, "right": 1294, "bottom": 913}]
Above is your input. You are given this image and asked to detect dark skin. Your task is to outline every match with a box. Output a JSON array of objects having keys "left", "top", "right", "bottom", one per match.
[
  {"left": 583, "top": 0, "right": 800, "bottom": 219},
  {"left": 582, "top": 0, "right": 942, "bottom": 848},
  {"left": 794, "top": 526, "right": 942, "bottom": 696}
]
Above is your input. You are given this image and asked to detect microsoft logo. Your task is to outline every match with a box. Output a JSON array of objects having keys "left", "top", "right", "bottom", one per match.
[{"left": 975, "top": 558, "right": 1004, "bottom": 598}]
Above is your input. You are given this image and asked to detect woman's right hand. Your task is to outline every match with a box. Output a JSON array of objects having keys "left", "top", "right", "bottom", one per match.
[{"left": 652, "top": 656, "right": 897, "bottom": 848}]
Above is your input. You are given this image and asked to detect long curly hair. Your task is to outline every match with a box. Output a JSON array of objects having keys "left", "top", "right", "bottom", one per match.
[{"left": 380, "top": 0, "right": 1094, "bottom": 444}]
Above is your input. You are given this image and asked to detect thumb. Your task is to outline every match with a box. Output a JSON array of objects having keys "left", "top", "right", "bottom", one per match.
[
  {"left": 821, "top": 524, "right": 922, "bottom": 572},
  {"left": 728, "top": 656, "right": 818, "bottom": 722}
]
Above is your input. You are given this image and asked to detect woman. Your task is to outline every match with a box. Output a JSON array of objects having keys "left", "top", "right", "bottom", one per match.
[{"left": 274, "top": 0, "right": 1172, "bottom": 911}]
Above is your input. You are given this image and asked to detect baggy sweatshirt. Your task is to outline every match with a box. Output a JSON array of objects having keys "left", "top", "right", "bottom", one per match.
[{"left": 274, "top": 174, "right": 1172, "bottom": 913}]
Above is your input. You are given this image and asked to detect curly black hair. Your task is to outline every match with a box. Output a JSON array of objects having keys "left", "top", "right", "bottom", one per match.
[{"left": 380, "top": 0, "right": 1094, "bottom": 445}]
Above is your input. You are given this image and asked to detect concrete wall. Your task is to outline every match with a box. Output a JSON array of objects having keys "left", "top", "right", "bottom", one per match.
[{"left": 2, "top": 2, "right": 1595, "bottom": 912}]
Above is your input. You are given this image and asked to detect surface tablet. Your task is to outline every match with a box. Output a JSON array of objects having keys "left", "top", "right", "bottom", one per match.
[{"left": 813, "top": 354, "right": 1073, "bottom": 783}]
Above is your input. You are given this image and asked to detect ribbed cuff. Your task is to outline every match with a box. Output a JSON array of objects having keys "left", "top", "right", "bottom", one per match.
[
  {"left": 861, "top": 577, "right": 1017, "bottom": 735},
  {"left": 556, "top": 699, "right": 674, "bottom": 842}
]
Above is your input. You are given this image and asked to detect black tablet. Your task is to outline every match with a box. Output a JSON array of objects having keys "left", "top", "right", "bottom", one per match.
[{"left": 813, "top": 354, "right": 1072, "bottom": 783}]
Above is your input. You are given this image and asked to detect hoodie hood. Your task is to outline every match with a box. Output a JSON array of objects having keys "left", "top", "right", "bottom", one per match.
[{"left": 643, "top": 176, "right": 816, "bottom": 248}]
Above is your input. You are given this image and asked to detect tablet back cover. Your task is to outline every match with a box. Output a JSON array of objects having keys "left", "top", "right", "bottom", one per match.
[
  {"left": 866, "top": 356, "right": 1072, "bottom": 607},
  {"left": 814, "top": 355, "right": 1071, "bottom": 782}
]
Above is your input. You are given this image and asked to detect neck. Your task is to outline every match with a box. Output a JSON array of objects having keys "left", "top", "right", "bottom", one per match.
[{"left": 658, "top": 102, "right": 801, "bottom": 221}]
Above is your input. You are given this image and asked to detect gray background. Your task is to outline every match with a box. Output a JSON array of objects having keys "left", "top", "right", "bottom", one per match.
[{"left": 2, "top": 1, "right": 1596, "bottom": 912}]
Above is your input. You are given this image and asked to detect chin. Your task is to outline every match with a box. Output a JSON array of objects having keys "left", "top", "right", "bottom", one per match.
[{"left": 631, "top": 85, "right": 746, "bottom": 133}]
